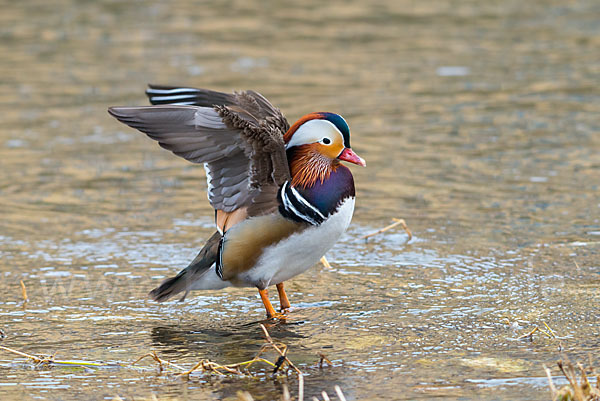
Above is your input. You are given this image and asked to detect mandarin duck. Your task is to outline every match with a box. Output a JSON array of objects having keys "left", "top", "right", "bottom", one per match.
[{"left": 108, "top": 85, "right": 365, "bottom": 319}]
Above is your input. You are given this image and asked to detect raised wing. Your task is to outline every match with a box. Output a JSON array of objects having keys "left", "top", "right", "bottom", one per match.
[
  {"left": 108, "top": 87, "right": 291, "bottom": 228},
  {"left": 145, "top": 84, "right": 289, "bottom": 131}
]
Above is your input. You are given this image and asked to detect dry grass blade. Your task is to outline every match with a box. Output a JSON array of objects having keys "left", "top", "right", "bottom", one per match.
[
  {"left": 548, "top": 359, "right": 600, "bottom": 401},
  {"left": 559, "top": 360, "right": 586, "bottom": 400},
  {"left": 517, "top": 323, "right": 558, "bottom": 341},
  {"left": 0, "top": 345, "right": 56, "bottom": 366},
  {"left": 0, "top": 344, "right": 105, "bottom": 367},
  {"left": 309, "top": 385, "right": 348, "bottom": 401},
  {"left": 259, "top": 324, "right": 302, "bottom": 375},
  {"left": 362, "top": 218, "right": 412, "bottom": 240},
  {"left": 176, "top": 356, "right": 278, "bottom": 378},
  {"left": 259, "top": 323, "right": 305, "bottom": 400},
  {"left": 20, "top": 280, "right": 28, "bottom": 303},
  {"left": 543, "top": 322, "right": 558, "bottom": 338},
  {"left": 545, "top": 364, "right": 558, "bottom": 399},
  {"left": 517, "top": 326, "right": 539, "bottom": 340},
  {"left": 0, "top": 345, "right": 47, "bottom": 364},
  {"left": 334, "top": 385, "right": 347, "bottom": 401},
  {"left": 299, "top": 372, "right": 305, "bottom": 401},
  {"left": 318, "top": 353, "right": 333, "bottom": 368},
  {"left": 132, "top": 351, "right": 185, "bottom": 372}
]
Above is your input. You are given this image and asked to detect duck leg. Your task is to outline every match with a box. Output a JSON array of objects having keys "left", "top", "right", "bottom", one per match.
[
  {"left": 276, "top": 283, "right": 291, "bottom": 311},
  {"left": 258, "top": 288, "right": 286, "bottom": 319}
]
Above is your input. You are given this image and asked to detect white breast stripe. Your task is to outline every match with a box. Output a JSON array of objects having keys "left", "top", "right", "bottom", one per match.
[
  {"left": 279, "top": 181, "right": 287, "bottom": 198},
  {"left": 289, "top": 186, "right": 325, "bottom": 220},
  {"left": 280, "top": 181, "right": 320, "bottom": 226}
]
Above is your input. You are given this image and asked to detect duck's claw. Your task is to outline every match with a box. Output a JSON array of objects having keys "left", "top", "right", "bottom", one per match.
[{"left": 267, "top": 311, "right": 289, "bottom": 321}]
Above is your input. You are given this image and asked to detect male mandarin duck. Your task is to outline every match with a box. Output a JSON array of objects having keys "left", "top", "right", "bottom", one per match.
[{"left": 108, "top": 85, "right": 365, "bottom": 319}]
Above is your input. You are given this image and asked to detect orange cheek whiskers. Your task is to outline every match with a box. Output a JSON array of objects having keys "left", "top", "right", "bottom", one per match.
[{"left": 289, "top": 145, "right": 338, "bottom": 188}]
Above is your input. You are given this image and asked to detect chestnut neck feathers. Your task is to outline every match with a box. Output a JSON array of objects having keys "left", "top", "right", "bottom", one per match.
[{"left": 287, "top": 144, "right": 339, "bottom": 188}]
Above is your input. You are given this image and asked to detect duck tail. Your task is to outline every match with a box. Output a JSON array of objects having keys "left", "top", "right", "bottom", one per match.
[{"left": 148, "top": 231, "right": 221, "bottom": 302}]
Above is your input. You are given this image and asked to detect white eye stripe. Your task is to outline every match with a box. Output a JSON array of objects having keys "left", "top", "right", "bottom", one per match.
[{"left": 285, "top": 119, "right": 344, "bottom": 149}]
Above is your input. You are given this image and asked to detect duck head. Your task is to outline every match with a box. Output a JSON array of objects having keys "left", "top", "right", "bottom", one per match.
[{"left": 284, "top": 112, "right": 365, "bottom": 188}]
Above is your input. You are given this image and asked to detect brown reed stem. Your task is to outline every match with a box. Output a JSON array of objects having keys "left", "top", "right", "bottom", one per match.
[{"left": 362, "top": 218, "right": 412, "bottom": 240}]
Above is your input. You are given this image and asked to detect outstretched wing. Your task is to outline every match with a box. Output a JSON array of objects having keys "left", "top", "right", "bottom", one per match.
[
  {"left": 145, "top": 84, "right": 289, "bottom": 131},
  {"left": 108, "top": 87, "right": 291, "bottom": 229}
]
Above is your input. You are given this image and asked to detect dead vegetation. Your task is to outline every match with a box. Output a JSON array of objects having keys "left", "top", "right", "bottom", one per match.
[
  {"left": 316, "top": 218, "right": 413, "bottom": 269},
  {"left": 545, "top": 358, "right": 600, "bottom": 401},
  {"left": 516, "top": 322, "right": 559, "bottom": 341},
  {"left": 320, "top": 256, "right": 332, "bottom": 268},
  {"left": 20, "top": 280, "right": 28, "bottom": 303},
  {"left": 362, "top": 218, "right": 412, "bottom": 241},
  {"left": 0, "top": 344, "right": 107, "bottom": 368},
  {"left": 0, "top": 324, "right": 295, "bottom": 374},
  {"left": 0, "top": 323, "right": 345, "bottom": 400}
]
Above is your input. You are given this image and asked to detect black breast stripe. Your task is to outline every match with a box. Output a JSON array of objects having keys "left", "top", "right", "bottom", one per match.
[{"left": 278, "top": 181, "right": 325, "bottom": 226}]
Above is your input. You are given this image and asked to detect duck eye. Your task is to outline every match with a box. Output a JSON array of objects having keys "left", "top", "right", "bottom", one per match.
[{"left": 322, "top": 137, "right": 331, "bottom": 145}]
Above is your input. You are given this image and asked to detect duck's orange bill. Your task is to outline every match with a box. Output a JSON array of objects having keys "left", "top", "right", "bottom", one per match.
[{"left": 338, "top": 148, "right": 366, "bottom": 166}]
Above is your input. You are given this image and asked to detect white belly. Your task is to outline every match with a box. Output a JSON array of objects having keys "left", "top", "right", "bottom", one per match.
[{"left": 241, "top": 197, "right": 355, "bottom": 288}]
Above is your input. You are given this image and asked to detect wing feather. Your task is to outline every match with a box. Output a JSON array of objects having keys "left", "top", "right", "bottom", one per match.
[
  {"left": 146, "top": 84, "right": 236, "bottom": 107},
  {"left": 108, "top": 87, "right": 291, "bottom": 221}
]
